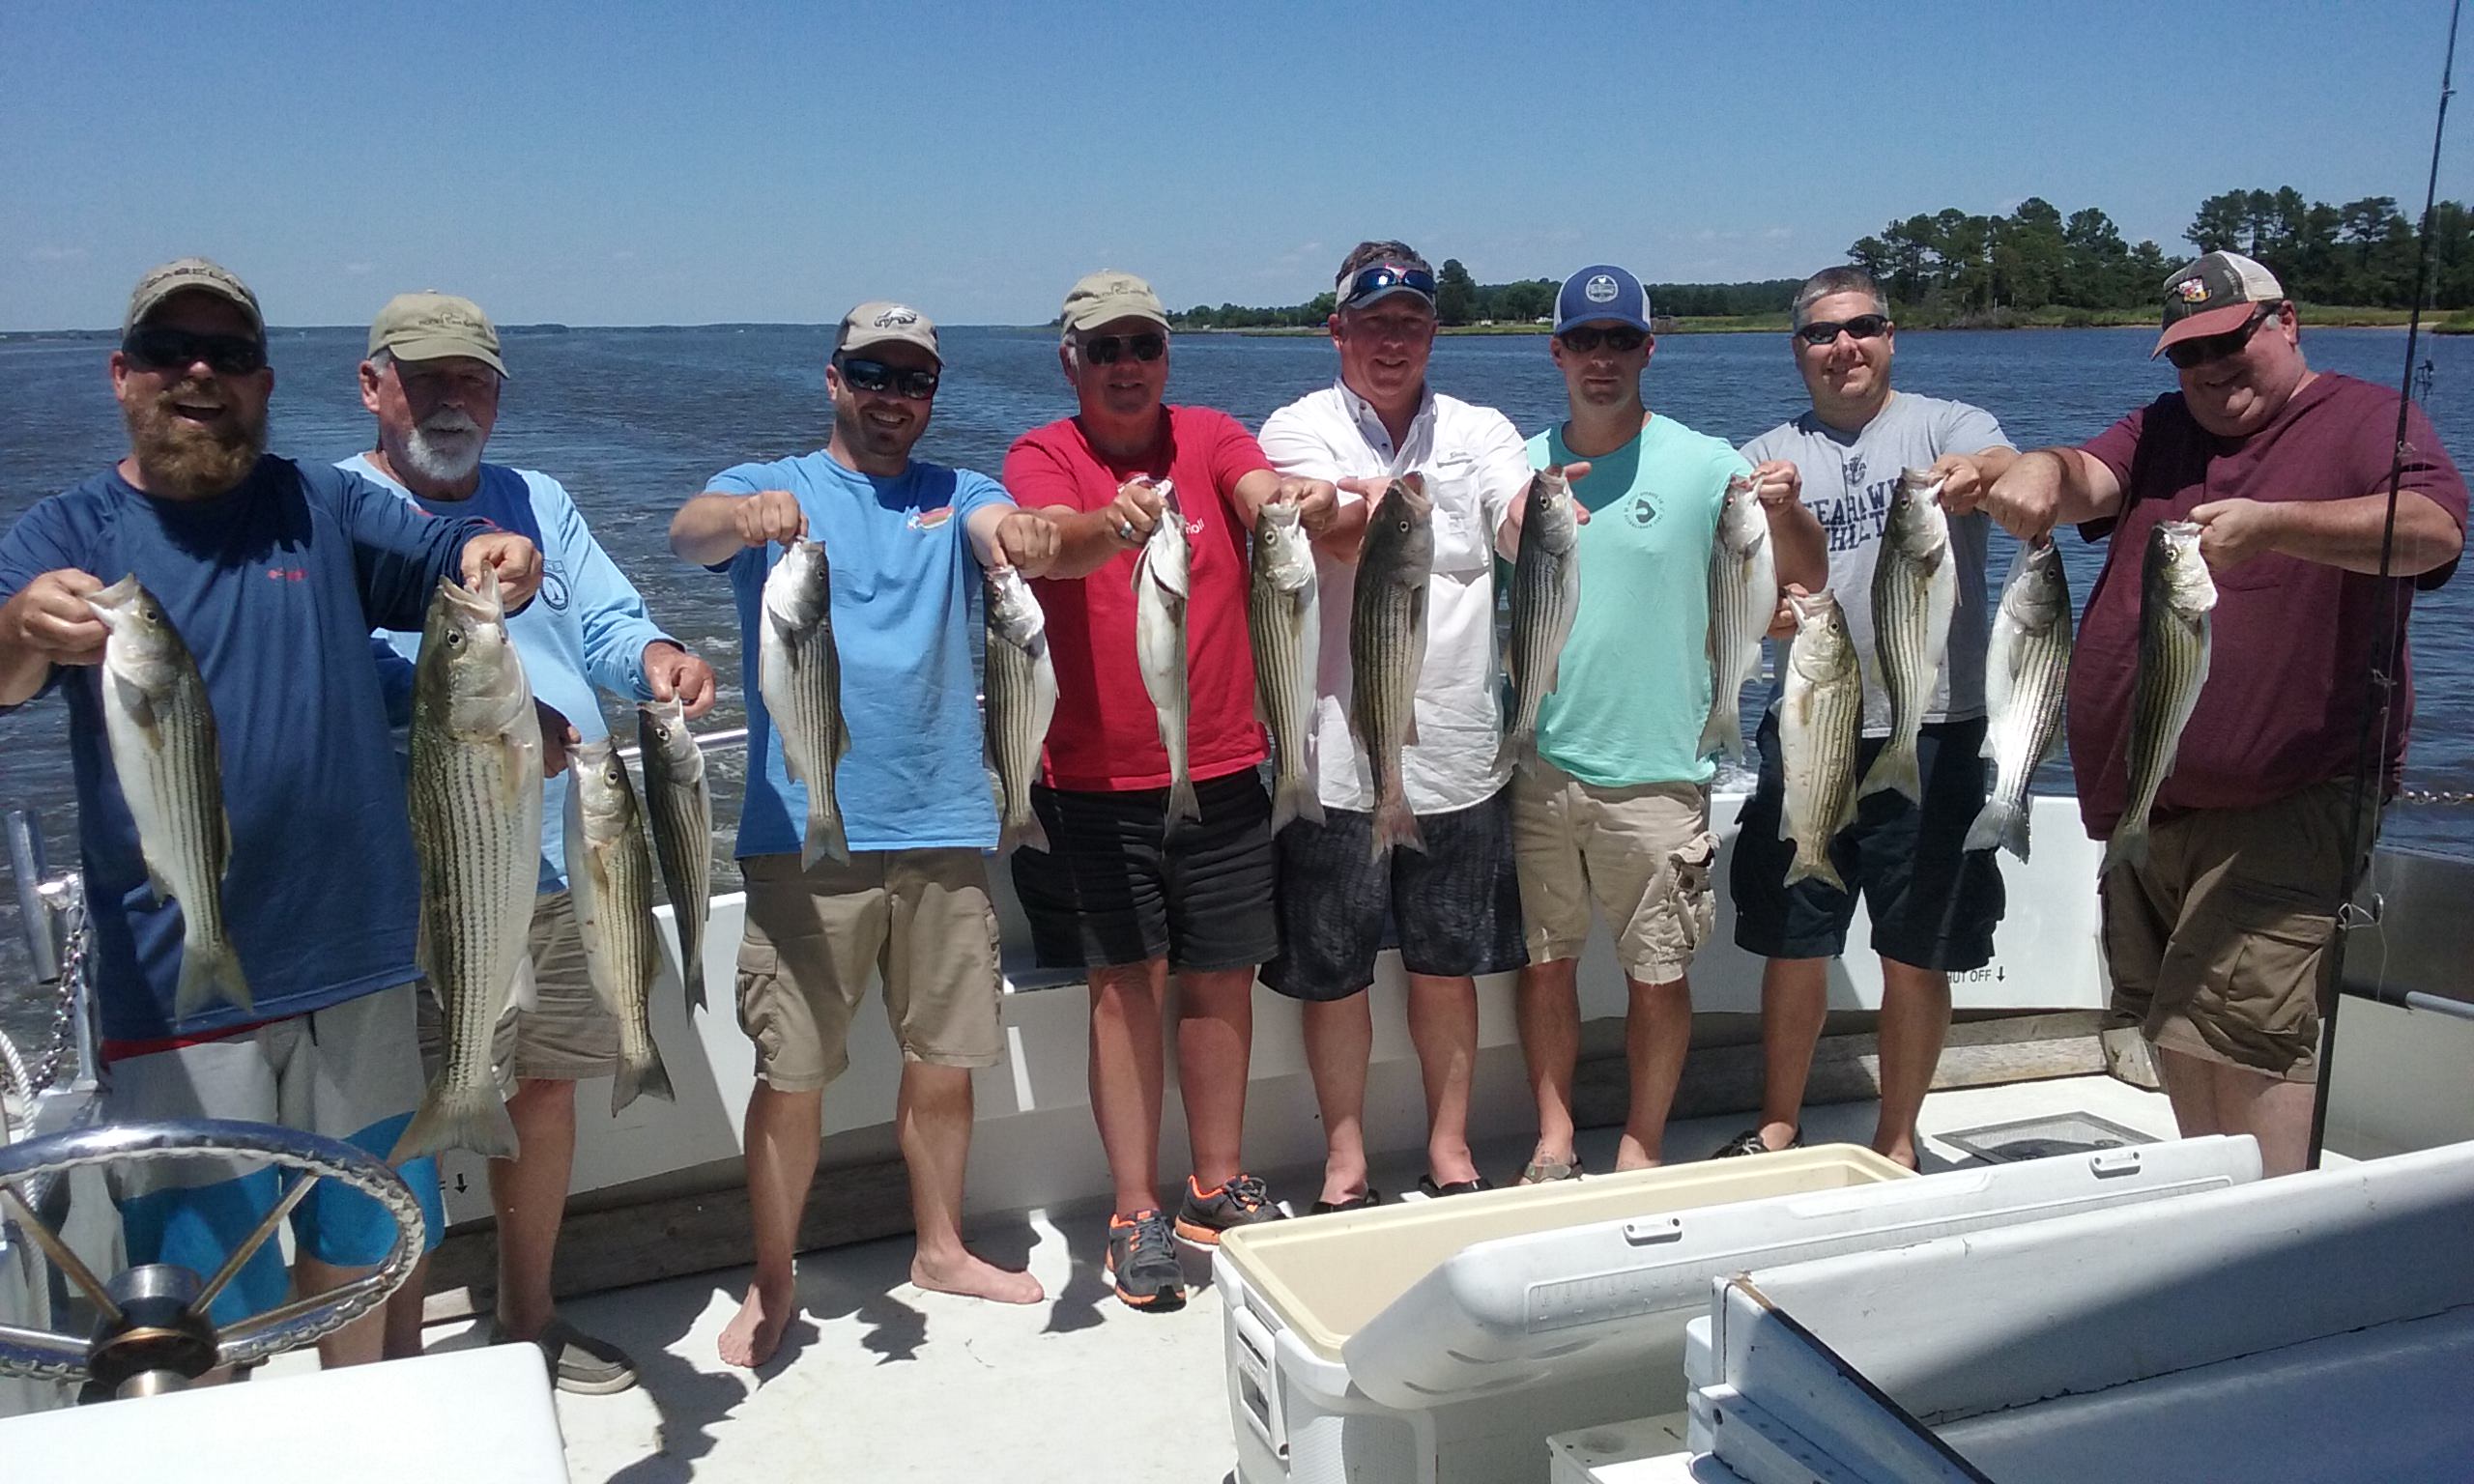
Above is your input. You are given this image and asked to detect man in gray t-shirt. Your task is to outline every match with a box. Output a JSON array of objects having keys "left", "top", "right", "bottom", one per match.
[{"left": 1717, "top": 266, "right": 2019, "bottom": 1172}]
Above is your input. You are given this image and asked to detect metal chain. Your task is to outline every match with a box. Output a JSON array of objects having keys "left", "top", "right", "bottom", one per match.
[
  {"left": 25, "top": 878, "right": 85, "bottom": 1095},
  {"left": 2395, "top": 787, "right": 2474, "bottom": 807}
]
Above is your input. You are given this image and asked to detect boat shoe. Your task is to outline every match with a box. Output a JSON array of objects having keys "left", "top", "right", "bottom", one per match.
[
  {"left": 487, "top": 1315, "right": 640, "bottom": 1395},
  {"left": 1712, "top": 1127, "right": 1802, "bottom": 1159}
]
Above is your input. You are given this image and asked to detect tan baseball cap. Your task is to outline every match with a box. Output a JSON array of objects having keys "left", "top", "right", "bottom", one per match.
[
  {"left": 836, "top": 300, "right": 940, "bottom": 362},
  {"left": 124, "top": 258, "right": 265, "bottom": 343},
  {"left": 1060, "top": 271, "right": 1169, "bottom": 334},
  {"left": 368, "top": 292, "right": 508, "bottom": 377}
]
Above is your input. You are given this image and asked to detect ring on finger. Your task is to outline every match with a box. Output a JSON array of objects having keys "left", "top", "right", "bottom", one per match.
[{"left": 1116, "top": 519, "right": 1138, "bottom": 542}]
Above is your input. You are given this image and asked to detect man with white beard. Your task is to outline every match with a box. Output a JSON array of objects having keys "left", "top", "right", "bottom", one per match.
[{"left": 349, "top": 292, "right": 718, "bottom": 1390}]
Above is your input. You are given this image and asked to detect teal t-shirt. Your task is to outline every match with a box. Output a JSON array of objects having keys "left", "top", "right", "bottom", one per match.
[{"left": 1525, "top": 418, "right": 1748, "bottom": 787}]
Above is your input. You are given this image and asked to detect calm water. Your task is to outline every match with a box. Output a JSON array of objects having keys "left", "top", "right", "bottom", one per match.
[{"left": 6, "top": 325, "right": 2473, "bottom": 1041}]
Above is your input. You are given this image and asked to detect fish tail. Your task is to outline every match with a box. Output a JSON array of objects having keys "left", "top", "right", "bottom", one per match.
[
  {"left": 1783, "top": 849, "right": 1849, "bottom": 895},
  {"left": 173, "top": 936, "right": 252, "bottom": 1020},
  {"left": 801, "top": 800, "right": 850, "bottom": 870},
  {"left": 1270, "top": 772, "right": 1321, "bottom": 836},
  {"left": 1964, "top": 797, "right": 2031, "bottom": 862},
  {"left": 390, "top": 1081, "right": 519, "bottom": 1163},
  {"left": 1371, "top": 788, "right": 1424, "bottom": 861},
  {"left": 611, "top": 1046, "right": 676, "bottom": 1116},
  {"left": 1697, "top": 705, "right": 1743, "bottom": 764},
  {"left": 680, "top": 952, "right": 707, "bottom": 1013},
  {"left": 1165, "top": 777, "right": 1201, "bottom": 825},
  {"left": 1858, "top": 739, "right": 1923, "bottom": 804},
  {"left": 2102, "top": 826, "right": 2149, "bottom": 876},
  {"left": 1015, "top": 808, "right": 1052, "bottom": 856}
]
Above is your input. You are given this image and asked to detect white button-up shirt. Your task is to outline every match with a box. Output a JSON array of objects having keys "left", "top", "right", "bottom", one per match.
[{"left": 1258, "top": 379, "right": 1532, "bottom": 815}]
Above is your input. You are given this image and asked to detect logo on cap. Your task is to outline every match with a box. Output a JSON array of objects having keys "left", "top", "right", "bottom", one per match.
[
  {"left": 1585, "top": 274, "right": 1620, "bottom": 304},
  {"left": 2175, "top": 278, "right": 2212, "bottom": 303},
  {"left": 874, "top": 306, "right": 920, "bottom": 328}
]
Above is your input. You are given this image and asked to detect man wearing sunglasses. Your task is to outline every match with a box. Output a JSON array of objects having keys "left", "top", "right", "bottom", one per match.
[
  {"left": 1720, "top": 265, "right": 2018, "bottom": 1171},
  {"left": 1003, "top": 271, "right": 1338, "bottom": 1310},
  {"left": 1256, "top": 242, "right": 1534, "bottom": 1210},
  {"left": 1512, "top": 266, "right": 1827, "bottom": 1184},
  {"left": 0, "top": 258, "right": 544, "bottom": 1367},
  {"left": 670, "top": 300, "right": 1059, "bottom": 1367},
  {"left": 350, "top": 291, "right": 719, "bottom": 1389},
  {"left": 1968, "top": 250, "right": 2466, "bottom": 1176}
]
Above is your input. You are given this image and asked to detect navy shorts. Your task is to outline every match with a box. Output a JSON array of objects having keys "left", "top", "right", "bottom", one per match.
[
  {"left": 1011, "top": 770, "right": 1280, "bottom": 975},
  {"left": 1729, "top": 713, "right": 2005, "bottom": 972},
  {"left": 1263, "top": 785, "right": 1528, "bottom": 1002}
]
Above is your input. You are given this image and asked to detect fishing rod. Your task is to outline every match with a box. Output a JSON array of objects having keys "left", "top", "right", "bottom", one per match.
[{"left": 2307, "top": 0, "right": 2462, "bottom": 1170}]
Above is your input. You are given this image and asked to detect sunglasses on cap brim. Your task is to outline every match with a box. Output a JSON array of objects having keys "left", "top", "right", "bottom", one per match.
[{"left": 1338, "top": 263, "right": 1437, "bottom": 309}]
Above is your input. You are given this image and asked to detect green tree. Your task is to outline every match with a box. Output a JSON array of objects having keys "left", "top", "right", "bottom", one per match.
[{"left": 1435, "top": 259, "right": 1478, "bottom": 326}]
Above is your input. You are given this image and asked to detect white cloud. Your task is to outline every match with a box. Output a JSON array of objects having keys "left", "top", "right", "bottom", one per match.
[
  {"left": 26, "top": 245, "right": 86, "bottom": 262},
  {"left": 1762, "top": 226, "right": 1794, "bottom": 241},
  {"left": 344, "top": 261, "right": 376, "bottom": 276}
]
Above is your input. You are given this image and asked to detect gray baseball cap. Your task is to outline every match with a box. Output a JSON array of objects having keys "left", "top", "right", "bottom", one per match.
[
  {"left": 836, "top": 300, "right": 940, "bottom": 363},
  {"left": 124, "top": 258, "right": 265, "bottom": 344},
  {"left": 1061, "top": 271, "right": 1169, "bottom": 334},
  {"left": 368, "top": 291, "right": 507, "bottom": 377}
]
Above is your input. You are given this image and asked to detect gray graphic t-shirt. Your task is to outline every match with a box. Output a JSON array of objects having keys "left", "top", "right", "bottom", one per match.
[{"left": 1742, "top": 392, "right": 2011, "bottom": 736}]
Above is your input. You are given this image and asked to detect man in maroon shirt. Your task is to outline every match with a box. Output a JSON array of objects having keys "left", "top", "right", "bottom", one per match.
[
  {"left": 1006, "top": 271, "right": 1337, "bottom": 1311},
  {"left": 1968, "top": 251, "right": 2465, "bottom": 1175}
]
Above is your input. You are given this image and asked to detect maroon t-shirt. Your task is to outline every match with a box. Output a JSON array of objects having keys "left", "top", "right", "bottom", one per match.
[{"left": 2068, "top": 373, "right": 2467, "bottom": 840}]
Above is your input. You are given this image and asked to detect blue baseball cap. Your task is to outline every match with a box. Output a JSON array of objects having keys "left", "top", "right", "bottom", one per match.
[{"left": 1554, "top": 265, "right": 1653, "bottom": 335}]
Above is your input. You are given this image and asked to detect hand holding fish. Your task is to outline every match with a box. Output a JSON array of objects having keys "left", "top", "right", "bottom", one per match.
[
  {"left": 537, "top": 699, "right": 581, "bottom": 779},
  {"left": 461, "top": 533, "right": 544, "bottom": 611},
  {"left": 2, "top": 567, "right": 110, "bottom": 667},
  {"left": 1924, "top": 452, "right": 1986, "bottom": 510},
  {"left": 642, "top": 640, "right": 718, "bottom": 720},
  {"left": 733, "top": 490, "right": 809, "bottom": 550},
  {"left": 2187, "top": 499, "right": 2279, "bottom": 572},
  {"left": 1273, "top": 475, "right": 1340, "bottom": 536},
  {"left": 987, "top": 509, "right": 1061, "bottom": 578},
  {"left": 1105, "top": 477, "right": 1166, "bottom": 547},
  {"left": 1967, "top": 450, "right": 2064, "bottom": 543},
  {"left": 1748, "top": 459, "right": 1801, "bottom": 508},
  {"left": 1768, "top": 582, "right": 1810, "bottom": 640}
]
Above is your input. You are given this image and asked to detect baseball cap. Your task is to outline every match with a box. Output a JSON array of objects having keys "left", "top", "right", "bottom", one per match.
[
  {"left": 836, "top": 301, "right": 940, "bottom": 363},
  {"left": 368, "top": 291, "right": 508, "bottom": 377},
  {"left": 2154, "top": 251, "right": 2284, "bottom": 358},
  {"left": 1555, "top": 265, "right": 1653, "bottom": 335},
  {"left": 1061, "top": 271, "right": 1169, "bottom": 334},
  {"left": 124, "top": 258, "right": 265, "bottom": 344}
]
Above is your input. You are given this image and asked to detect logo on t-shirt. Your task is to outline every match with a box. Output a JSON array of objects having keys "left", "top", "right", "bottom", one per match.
[
  {"left": 541, "top": 558, "right": 570, "bottom": 612},
  {"left": 1843, "top": 455, "right": 1867, "bottom": 489},
  {"left": 908, "top": 506, "right": 953, "bottom": 531},
  {"left": 1628, "top": 493, "right": 1661, "bottom": 528}
]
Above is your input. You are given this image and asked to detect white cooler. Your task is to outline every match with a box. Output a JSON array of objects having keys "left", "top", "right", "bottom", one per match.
[{"left": 1218, "top": 1137, "right": 2262, "bottom": 1484}]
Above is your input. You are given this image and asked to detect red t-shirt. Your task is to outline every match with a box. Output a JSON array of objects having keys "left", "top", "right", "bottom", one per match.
[
  {"left": 2069, "top": 373, "right": 2468, "bottom": 839},
  {"left": 1004, "top": 406, "right": 1271, "bottom": 792}
]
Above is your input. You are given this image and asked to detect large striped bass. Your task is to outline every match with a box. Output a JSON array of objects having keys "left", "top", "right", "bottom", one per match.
[
  {"left": 759, "top": 538, "right": 849, "bottom": 869},
  {"left": 2107, "top": 520, "right": 2216, "bottom": 874},
  {"left": 87, "top": 575, "right": 250, "bottom": 1019},
  {"left": 1249, "top": 497, "right": 1322, "bottom": 835},
  {"left": 395, "top": 567, "right": 542, "bottom": 1161},
  {"left": 1349, "top": 474, "right": 1433, "bottom": 861},
  {"left": 1966, "top": 541, "right": 2074, "bottom": 862},
  {"left": 1497, "top": 466, "right": 1581, "bottom": 771},
  {"left": 637, "top": 697, "right": 712, "bottom": 1012},
  {"left": 1700, "top": 472, "right": 1776, "bottom": 762},
  {"left": 564, "top": 738, "right": 675, "bottom": 1114},
  {"left": 984, "top": 563, "right": 1056, "bottom": 852},
  {"left": 1779, "top": 588, "right": 1863, "bottom": 892},
  {"left": 1860, "top": 470, "right": 1956, "bottom": 803},
  {"left": 1132, "top": 478, "right": 1199, "bottom": 824}
]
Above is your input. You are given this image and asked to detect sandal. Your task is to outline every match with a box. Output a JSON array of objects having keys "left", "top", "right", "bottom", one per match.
[
  {"left": 1516, "top": 1154, "right": 1583, "bottom": 1185},
  {"left": 1418, "top": 1174, "right": 1493, "bottom": 1198},
  {"left": 1309, "top": 1186, "right": 1383, "bottom": 1214}
]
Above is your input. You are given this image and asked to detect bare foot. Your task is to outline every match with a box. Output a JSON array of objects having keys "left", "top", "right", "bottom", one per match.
[
  {"left": 1613, "top": 1133, "right": 1665, "bottom": 1171},
  {"left": 717, "top": 1281, "right": 795, "bottom": 1368},
  {"left": 910, "top": 1248, "right": 1045, "bottom": 1304}
]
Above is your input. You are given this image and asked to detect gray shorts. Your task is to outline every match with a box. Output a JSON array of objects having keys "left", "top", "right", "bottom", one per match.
[{"left": 414, "top": 890, "right": 620, "bottom": 1086}]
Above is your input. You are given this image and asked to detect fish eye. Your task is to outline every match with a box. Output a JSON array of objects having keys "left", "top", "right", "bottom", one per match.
[{"left": 445, "top": 629, "right": 464, "bottom": 647}]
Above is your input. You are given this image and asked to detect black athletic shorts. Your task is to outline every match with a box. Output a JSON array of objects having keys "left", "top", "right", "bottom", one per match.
[
  {"left": 1729, "top": 712, "right": 2005, "bottom": 972},
  {"left": 1010, "top": 770, "right": 1280, "bottom": 975},
  {"left": 1262, "top": 785, "right": 1528, "bottom": 1003}
]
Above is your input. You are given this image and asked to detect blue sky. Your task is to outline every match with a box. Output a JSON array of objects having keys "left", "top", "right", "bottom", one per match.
[{"left": 4, "top": 0, "right": 2468, "bottom": 329}]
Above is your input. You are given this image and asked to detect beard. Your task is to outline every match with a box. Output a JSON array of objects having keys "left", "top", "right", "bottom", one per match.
[
  {"left": 398, "top": 409, "right": 485, "bottom": 486},
  {"left": 123, "top": 379, "right": 267, "bottom": 498}
]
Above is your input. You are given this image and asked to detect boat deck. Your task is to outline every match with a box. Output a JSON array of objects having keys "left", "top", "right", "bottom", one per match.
[{"left": 349, "top": 1072, "right": 2193, "bottom": 1484}]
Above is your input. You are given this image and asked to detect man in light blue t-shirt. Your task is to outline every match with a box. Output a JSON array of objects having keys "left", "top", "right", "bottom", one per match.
[
  {"left": 1510, "top": 266, "right": 1825, "bottom": 1184},
  {"left": 670, "top": 301, "right": 1059, "bottom": 1369},
  {"left": 354, "top": 292, "right": 718, "bottom": 1391}
]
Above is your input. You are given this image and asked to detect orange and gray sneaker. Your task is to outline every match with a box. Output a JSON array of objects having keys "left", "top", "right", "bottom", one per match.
[
  {"left": 1106, "top": 1209, "right": 1187, "bottom": 1312},
  {"left": 1174, "top": 1172, "right": 1282, "bottom": 1244}
]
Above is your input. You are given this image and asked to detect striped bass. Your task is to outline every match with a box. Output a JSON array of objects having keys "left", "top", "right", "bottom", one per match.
[
  {"left": 984, "top": 563, "right": 1057, "bottom": 852},
  {"left": 395, "top": 567, "right": 542, "bottom": 1161},
  {"left": 87, "top": 574, "right": 250, "bottom": 1019},
  {"left": 1966, "top": 541, "right": 2074, "bottom": 862},
  {"left": 2107, "top": 520, "right": 2216, "bottom": 873},
  {"left": 1860, "top": 470, "right": 1956, "bottom": 803},
  {"left": 1497, "top": 466, "right": 1581, "bottom": 771},
  {"left": 1700, "top": 472, "right": 1776, "bottom": 762},
  {"left": 759, "top": 538, "right": 849, "bottom": 869},
  {"left": 564, "top": 738, "right": 676, "bottom": 1114},
  {"left": 637, "top": 697, "right": 712, "bottom": 1012},
  {"left": 1349, "top": 474, "right": 1433, "bottom": 861},
  {"left": 1132, "top": 478, "right": 1199, "bottom": 824},
  {"left": 1779, "top": 588, "right": 1863, "bottom": 892},
  {"left": 1249, "top": 498, "right": 1322, "bottom": 834}
]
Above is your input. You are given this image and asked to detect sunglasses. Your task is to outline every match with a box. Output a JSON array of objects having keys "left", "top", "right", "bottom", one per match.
[
  {"left": 1794, "top": 314, "right": 1892, "bottom": 346},
  {"left": 2165, "top": 302, "right": 2278, "bottom": 370},
  {"left": 1338, "top": 262, "right": 1437, "bottom": 308},
  {"left": 1559, "top": 325, "right": 1647, "bottom": 354},
  {"left": 837, "top": 357, "right": 939, "bottom": 400},
  {"left": 1079, "top": 332, "right": 1166, "bottom": 365},
  {"left": 122, "top": 327, "right": 267, "bottom": 376}
]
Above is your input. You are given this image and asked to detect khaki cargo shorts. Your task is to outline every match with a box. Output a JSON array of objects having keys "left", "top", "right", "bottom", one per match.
[
  {"left": 415, "top": 889, "right": 620, "bottom": 1086},
  {"left": 735, "top": 849, "right": 1004, "bottom": 1093},
  {"left": 2101, "top": 781, "right": 2366, "bottom": 1083},
  {"left": 1512, "top": 761, "right": 1718, "bottom": 985}
]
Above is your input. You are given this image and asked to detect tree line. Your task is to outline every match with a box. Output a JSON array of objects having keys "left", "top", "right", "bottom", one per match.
[{"left": 1164, "top": 187, "right": 2474, "bottom": 331}]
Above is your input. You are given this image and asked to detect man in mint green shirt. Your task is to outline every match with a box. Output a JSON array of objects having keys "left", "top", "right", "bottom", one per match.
[{"left": 1510, "top": 265, "right": 1826, "bottom": 1182}]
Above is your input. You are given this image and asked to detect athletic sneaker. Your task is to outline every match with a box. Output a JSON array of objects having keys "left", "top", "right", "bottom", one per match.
[
  {"left": 1173, "top": 1172, "right": 1282, "bottom": 1244},
  {"left": 1106, "top": 1209, "right": 1187, "bottom": 1312},
  {"left": 1712, "top": 1127, "right": 1802, "bottom": 1158}
]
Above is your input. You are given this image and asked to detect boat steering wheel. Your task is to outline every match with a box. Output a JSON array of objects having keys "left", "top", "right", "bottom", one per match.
[{"left": 0, "top": 1119, "right": 426, "bottom": 1399}]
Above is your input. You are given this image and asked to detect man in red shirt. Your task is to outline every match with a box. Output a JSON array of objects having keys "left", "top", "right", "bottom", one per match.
[
  {"left": 1007, "top": 271, "right": 1337, "bottom": 1311},
  {"left": 1968, "top": 251, "right": 2466, "bottom": 1175}
]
